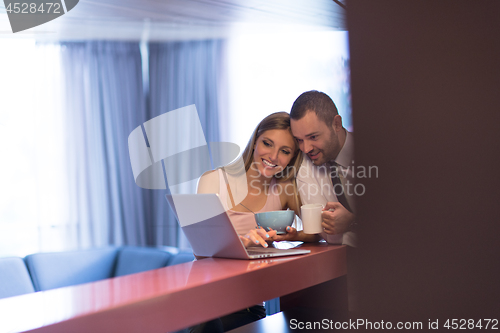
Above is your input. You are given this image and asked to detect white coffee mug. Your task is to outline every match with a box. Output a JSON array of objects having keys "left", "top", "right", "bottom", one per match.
[{"left": 301, "top": 203, "right": 324, "bottom": 234}]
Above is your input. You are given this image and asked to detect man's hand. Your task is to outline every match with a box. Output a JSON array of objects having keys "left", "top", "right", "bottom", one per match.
[{"left": 321, "top": 202, "right": 355, "bottom": 235}]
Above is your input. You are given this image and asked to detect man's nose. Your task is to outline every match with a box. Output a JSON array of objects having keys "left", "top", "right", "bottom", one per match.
[{"left": 303, "top": 141, "right": 313, "bottom": 153}]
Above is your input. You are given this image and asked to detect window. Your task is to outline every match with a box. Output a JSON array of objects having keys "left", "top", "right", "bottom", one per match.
[
  {"left": 0, "top": 40, "right": 67, "bottom": 256},
  {"left": 223, "top": 30, "right": 351, "bottom": 149}
]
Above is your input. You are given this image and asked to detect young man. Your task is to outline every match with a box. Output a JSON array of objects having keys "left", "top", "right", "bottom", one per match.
[{"left": 289, "top": 90, "right": 356, "bottom": 247}]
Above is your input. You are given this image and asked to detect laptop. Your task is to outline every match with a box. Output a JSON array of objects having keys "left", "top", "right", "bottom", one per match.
[{"left": 165, "top": 193, "right": 311, "bottom": 259}]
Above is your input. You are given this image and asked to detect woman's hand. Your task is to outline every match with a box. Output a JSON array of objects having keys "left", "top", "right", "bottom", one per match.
[
  {"left": 272, "top": 226, "right": 322, "bottom": 243},
  {"left": 240, "top": 227, "right": 277, "bottom": 248},
  {"left": 272, "top": 226, "right": 299, "bottom": 241}
]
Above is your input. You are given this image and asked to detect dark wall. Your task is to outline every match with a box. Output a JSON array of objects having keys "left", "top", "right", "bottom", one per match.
[{"left": 348, "top": 0, "right": 500, "bottom": 322}]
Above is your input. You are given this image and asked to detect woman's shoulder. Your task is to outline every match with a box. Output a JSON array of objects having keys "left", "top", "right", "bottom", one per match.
[
  {"left": 200, "top": 169, "right": 218, "bottom": 177},
  {"left": 197, "top": 169, "right": 220, "bottom": 194}
]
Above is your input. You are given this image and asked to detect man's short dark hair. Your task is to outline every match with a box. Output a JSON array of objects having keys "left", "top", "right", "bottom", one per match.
[{"left": 290, "top": 90, "right": 338, "bottom": 126}]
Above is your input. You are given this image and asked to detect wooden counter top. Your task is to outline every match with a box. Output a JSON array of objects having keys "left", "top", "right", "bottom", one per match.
[{"left": 0, "top": 243, "right": 346, "bottom": 333}]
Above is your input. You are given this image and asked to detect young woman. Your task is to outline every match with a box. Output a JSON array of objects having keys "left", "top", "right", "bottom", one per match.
[
  {"left": 197, "top": 111, "right": 304, "bottom": 247},
  {"left": 191, "top": 112, "right": 312, "bottom": 333}
]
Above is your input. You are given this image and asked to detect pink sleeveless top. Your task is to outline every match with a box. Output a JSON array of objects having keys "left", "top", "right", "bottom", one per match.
[{"left": 217, "top": 169, "right": 282, "bottom": 235}]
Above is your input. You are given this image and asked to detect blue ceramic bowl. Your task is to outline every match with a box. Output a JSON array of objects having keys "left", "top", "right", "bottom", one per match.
[{"left": 254, "top": 210, "right": 295, "bottom": 234}]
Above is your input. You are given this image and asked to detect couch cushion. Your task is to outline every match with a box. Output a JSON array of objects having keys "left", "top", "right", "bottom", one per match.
[
  {"left": 167, "top": 251, "right": 195, "bottom": 266},
  {"left": 114, "top": 246, "right": 172, "bottom": 277},
  {"left": 25, "top": 247, "right": 119, "bottom": 291},
  {"left": 0, "top": 257, "right": 35, "bottom": 299}
]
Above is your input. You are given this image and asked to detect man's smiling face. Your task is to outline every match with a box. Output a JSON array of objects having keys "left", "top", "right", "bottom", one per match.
[{"left": 290, "top": 111, "right": 342, "bottom": 166}]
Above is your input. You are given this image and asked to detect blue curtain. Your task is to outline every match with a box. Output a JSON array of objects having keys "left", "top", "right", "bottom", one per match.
[
  {"left": 59, "top": 40, "right": 223, "bottom": 249},
  {"left": 148, "top": 40, "right": 223, "bottom": 248},
  {"left": 60, "top": 41, "right": 149, "bottom": 248}
]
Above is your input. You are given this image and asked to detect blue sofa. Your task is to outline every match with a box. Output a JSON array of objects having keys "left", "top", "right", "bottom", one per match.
[
  {"left": 0, "top": 246, "right": 194, "bottom": 300},
  {"left": 0, "top": 257, "right": 36, "bottom": 299}
]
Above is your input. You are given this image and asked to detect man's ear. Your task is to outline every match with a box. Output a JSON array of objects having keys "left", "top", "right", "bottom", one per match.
[{"left": 332, "top": 115, "right": 343, "bottom": 132}]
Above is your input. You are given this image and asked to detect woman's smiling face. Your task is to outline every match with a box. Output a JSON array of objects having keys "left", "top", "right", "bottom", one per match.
[{"left": 251, "top": 129, "right": 296, "bottom": 178}]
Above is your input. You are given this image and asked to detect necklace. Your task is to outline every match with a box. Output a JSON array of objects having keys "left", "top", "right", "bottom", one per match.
[
  {"left": 239, "top": 202, "right": 266, "bottom": 229},
  {"left": 239, "top": 202, "right": 255, "bottom": 214}
]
